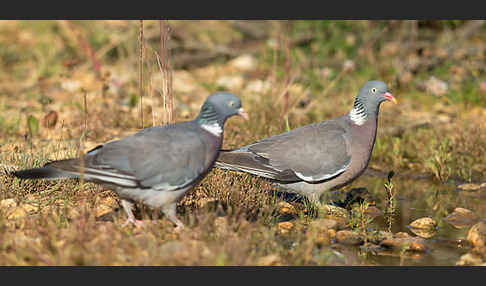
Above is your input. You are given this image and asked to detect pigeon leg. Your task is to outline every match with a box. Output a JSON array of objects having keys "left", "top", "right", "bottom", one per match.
[
  {"left": 120, "top": 199, "right": 144, "bottom": 227},
  {"left": 162, "top": 203, "right": 185, "bottom": 231}
]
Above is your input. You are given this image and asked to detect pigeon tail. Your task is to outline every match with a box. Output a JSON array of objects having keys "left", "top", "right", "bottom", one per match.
[{"left": 12, "top": 165, "right": 77, "bottom": 180}]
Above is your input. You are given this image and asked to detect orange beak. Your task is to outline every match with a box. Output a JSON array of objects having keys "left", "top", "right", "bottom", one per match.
[
  {"left": 384, "top": 92, "right": 397, "bottom": 104},
  {"left": 238, "top": 108, "right": 249, "bottom": 120}
]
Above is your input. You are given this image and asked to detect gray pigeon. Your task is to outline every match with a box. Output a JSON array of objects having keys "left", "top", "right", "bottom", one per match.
[
  {"left": 215, "top": 81, "right": 396, "bottom": 205},
  {"left": 13, "top": 92, "right": 248, "bottom": 229}
]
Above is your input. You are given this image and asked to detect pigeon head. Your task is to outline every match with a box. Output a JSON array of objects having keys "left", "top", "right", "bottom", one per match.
[
  {"left": 349, "top": 80, "right": 397, "bottom": 125},
  {"left": 197, "top": 92, "right": 248, "bottom": 133}
]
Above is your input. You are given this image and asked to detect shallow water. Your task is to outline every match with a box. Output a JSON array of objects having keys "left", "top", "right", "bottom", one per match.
[{"left": 345, "top": 175, "right": 486, "bottom": 266}]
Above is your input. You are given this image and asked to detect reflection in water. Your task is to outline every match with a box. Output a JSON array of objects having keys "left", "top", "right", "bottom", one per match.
[{"left": 342, "top": 175, "right": 485, "bottom": 266}]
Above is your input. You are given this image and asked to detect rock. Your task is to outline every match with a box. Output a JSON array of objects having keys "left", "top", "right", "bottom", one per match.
[
  {"left": 257, "top": 254, "right": 281, "bottom": 266},
  {"left": 394, "top": 232, "right": 411, "bottom": 239},
  {"left": 216, "top": 75, "right": 244, "bottom": 90},
  {"left": 457, "top": 183, "right": 483, "bottom": 191},
  {"left": 409, "top": 217, "right": 437, "bottom": 230},
  {"left": 0, "top": 198, "right": 17, "bottom": 209},
  {"left": 456, "top": 252, "right": 484, "bottom": 266},
  {"left": 95, "top": 197, "right": 118, "bottom": 217},
  {"left": 409, "top": 217, "right": 437, "bottom": 238},
  {"left": 310, "top": 218, "right": 338, "bottom": 230},
  {"left": 308, "top": 219, "right": 335, "bottom": 247},
  {"left": 321, "top": 205, "right": 349, "bottom": 219},
  {"left": 335, "top": 230, "right": 363, "bottom": 245},
  {"left": 444, "top": 208, "right": 478, "bottom": 229},
  {"left": 277, "top": 221, "right": 294, "bottom": 235},
  {"left": 277, "top": 202, "right": 298, "bottom": 216},
  {"left": 380, "top": 236, "right": 427, "bottom": 252},
  {"left": 7, "top": 207, "right": 27, "bottom": 219},
  {"left": 229, "top": 54, "right": 257, "bottom": 72},
  {"left": 369, "top": 231, "right": 394, "bottom": 244},
  {"left": 244, "top": 80, "right": 271, "bottom": 94},
  {"left": 425, "top": 76, "right": 448, "bottom": 96},
  {"left": 409, "top": 228, "right": 437, "bottom": 239},
  {"left": 467, "top": 221, "right": 486, "bottom": 248},
  {"left": 21, "top": 203, "right": 39, "bottom": 214}
]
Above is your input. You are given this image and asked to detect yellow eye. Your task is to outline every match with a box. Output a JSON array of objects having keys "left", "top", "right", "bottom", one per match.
[
  {"left": 371, "top": 88, "right": 377, "bottom": 93},
  {"left": 229, "top": 101, "right": 235, "bottom": 107}
]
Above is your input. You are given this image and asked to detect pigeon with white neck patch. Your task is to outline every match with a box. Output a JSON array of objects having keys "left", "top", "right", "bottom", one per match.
[
  {"left": 12, "top": 92, "right": 248, "bottom": 230},
  {"left": 215, "top": 81, "right": 396, "bottom": 205}
]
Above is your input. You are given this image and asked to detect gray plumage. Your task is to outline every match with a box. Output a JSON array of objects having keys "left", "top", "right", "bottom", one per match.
[
  {"left": 216, "top": 80, "right": 397, "bottom": 205},
  {"left": 13, "top": 92, "right": 248, "bottom": 229}
]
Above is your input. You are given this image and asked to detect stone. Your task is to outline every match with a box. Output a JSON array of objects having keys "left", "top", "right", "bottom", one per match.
[
  {"left": 7, "top": 207, "right": 27, "bottom": 219},
  {"left": 380, "top": 236, "right": 427, "bottom": 252},
  {"left": 0, "top": 198, "right": 17, "bottom": 209},
  {"left": 409, "top": 217, "right": 437, "bottom": 230},
  {"left": 21, "top": 203, "right": 39, "bottom": 214},
  {"left": 277, "top": 202, "right": 298, "bottom": 216},
  {"left": 95, "top": 197, "right": 118, "bottom": 217},
  {"left": 457, "top": 183, "right": 483, "bottom": 191},
  {"left": 335, "top": 230, "right": 363, "bottom": 245},
  {"left": 456, "top": 253, "right": 484, "bottom": 266},
  {"left": 369, "top": 231, "right": 394, "bottom": 244},
  {"left": 277, "top": 221, "right": 294, "bottom": 235},
  {"left": 216, "top": 75, "right": 244, "bottom": 90},
  {"left": 409, "top": 217, "right": 437, "bottom": 238},
  {"left": 257, "top": 254, "right": 281, "bottom": 266},
  {"left": 245, "top": 79, "right": 271, "bottom": 94},
  {"left": 229, "top": 54, "right": 257, "bottom": 72},
  {"left": 308, "top": 219, "right": 335, "bottom": 247},
  {"left": 467, "top": 221, "right": 486, "bottom": 248},
  {"left": 443, "top": 208, "right": 478, "bottom": 229}
]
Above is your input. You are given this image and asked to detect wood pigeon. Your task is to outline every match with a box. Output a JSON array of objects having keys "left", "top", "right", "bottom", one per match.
[
  {"left": 215, "top": 80, "right": 396, "bottom": 205},
  {"left": 12, "top": 92, "right": 248, "bottom": 230}
]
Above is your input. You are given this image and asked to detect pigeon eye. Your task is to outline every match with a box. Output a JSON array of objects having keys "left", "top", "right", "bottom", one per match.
[
  {"left": 229, "top": 101, "right": 235, "bottom": 107},
  {"left": 371, "top": 88, "right": 377, "bottom": 93}
]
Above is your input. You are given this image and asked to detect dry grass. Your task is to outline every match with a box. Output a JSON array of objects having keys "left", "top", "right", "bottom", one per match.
[{"left": 1, "top": 20, "right": 486, "bottom": 265}]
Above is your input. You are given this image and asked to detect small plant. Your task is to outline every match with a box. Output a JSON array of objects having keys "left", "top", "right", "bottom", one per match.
[
  {"left": 384, "top": 170, "right": 396, "bottom": 233},
  {"left": 349, "top": 200, "right": 373, "bottom": 246},
  {"left": 425, "top": 138, "right": 452, "bottom": 183}
]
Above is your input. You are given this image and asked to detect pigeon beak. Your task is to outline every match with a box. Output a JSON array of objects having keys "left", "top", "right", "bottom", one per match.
[
  {"left": 238, "top": 108, "right": 249, "bottom": 120},
  {"left": 383, "top": 92, "right": 397, "bottom": 104}
]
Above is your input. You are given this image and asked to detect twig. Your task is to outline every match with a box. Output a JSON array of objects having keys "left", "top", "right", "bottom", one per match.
[
  {"left": 139, "top": 20, "right": 144, "bottom": 129},
  {"left": 160, "top": 20, "right": 174, "bottom": 125}
]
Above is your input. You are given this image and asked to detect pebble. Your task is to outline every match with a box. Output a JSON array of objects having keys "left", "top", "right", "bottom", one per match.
[
  {"left": 409, "top": 217, "right": 437, "bottom": 238},
  {"left": 277, "top": 202, "right": 298, "bottom": 216},
  {"left": 216, "top": 75, "right": 244, "bottom": 90},
  {"left": 467, "top": 221, "right": 486, "bottom": 248},
  {"left": 277, "top": 221, "right": 294, "bottom": 235},
  {"left": 409, "top": 217, "right": 437, "bottom": 230},
  {"left": 308, "top": 219, "right": 334, "bottom": 247},
  {"left": 457, "top": 183, "right": 486, "bottom": 191},
  {"left": 443, "top": 207, "right": 478, "bottom": 229},
  {"left": 0, "top": 198, "right": 17, "bottom": 209},
  {"left": 456, "top": 253, "right": 484, "bottom": 266},
  {"left": 380, "top": 235, "right": 427, "bottom": 252},
  {"left": 229, "top": 54, "right": 257, "bottom": 71},
  {"left": 257, "top": 254, "right": 281, "bottom": 266},
  {"left": 335, "top": 230, "right": 363, "bottom": 245}
]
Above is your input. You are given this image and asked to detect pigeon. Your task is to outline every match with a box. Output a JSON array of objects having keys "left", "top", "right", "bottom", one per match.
[
  {"left": 12, "top": 92, "right": 248, "bottom": 229},
  {"left": 215, "top": 80, "right": 396, "bottom": 205}
]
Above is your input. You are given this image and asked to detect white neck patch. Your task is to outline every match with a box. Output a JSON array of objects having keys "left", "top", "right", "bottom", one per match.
[
  {"left": 349, "top": 105, "right": 367, "bottom": 126},
  {"left": 201, "top": 122, "right": 222, "bottom": 136}
]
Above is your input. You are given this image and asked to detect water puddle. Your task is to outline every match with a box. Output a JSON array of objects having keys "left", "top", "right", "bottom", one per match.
[{"left": 332, "top": 175, "right": 486, "bottom": 265}]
